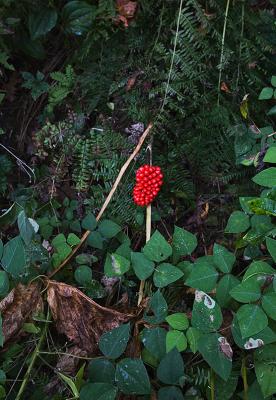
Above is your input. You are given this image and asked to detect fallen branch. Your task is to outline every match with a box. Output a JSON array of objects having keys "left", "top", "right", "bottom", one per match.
[{"left": 49, "top": 122, "right": 153, "bottom": 278}]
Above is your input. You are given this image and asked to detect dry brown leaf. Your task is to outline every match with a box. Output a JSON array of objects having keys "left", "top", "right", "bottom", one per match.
[
  {"left": 0, "top": 283, "right": 43, "bottom": 344},
  {"left": 47, "top": 280, "right": 134, "bottom": 353}
]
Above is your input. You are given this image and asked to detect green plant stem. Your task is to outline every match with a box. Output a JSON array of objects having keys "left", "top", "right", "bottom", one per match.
[
  {"left": 217, "top": 0, "right": 231, "bottom": 106},
  {"left": 242, "top": 357, "right": 248, "bottom": 400},
  {"left": 15, "top": 310, "right": 50, "bottom": 400},
  {"left": 210, "top": 368, "right": 215, "bottom": 400}
]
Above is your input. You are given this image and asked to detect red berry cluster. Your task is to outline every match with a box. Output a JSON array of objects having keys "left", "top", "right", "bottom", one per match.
[{"left": 133, "top": 165, "right": 163, "bottom": 206}]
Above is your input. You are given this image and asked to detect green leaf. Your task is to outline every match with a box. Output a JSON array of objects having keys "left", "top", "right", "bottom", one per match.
[
  {"left": 0, "top": 271, "right": 9, "bottom": 297},
  {"left": 98, "top": 220, "right": 121, "bottom": 239},
  {"left": 262, "top": 293, "right": 276, "bottom": 321},
  {"left": 158, "top": 386, "right": 184, "bottom": 400},
  {"left": 23, "top": 323, "right": 40, "bottom": 334},
  {"left": 186, "top": 327, "right": 202, "bottom": 353},
  {"left": 1, "top": 236, "right": 26, "bottom": 277},
  {"left": 264, "top": 147, "right": 276, "bottom": 163},
  {"left": 28, "top": 8, "right": 58, "bottom": 40},
  {"left": 153, "top": 263, "right": 183, "bottom": 288},
  {"left": 81, "top": 213, "right": 97, "bottom": 231},
  {"left": 157, "top": 348, "right": 184, "bottom": 385},
  {"left": 271, "top": 76, "right": 276, "bottom": 87},
  {"left": 55, "top": 243, "right": 72, "bottom": 261},
  {"left": 207, "top": 374, "right": 238, "bottom": 400},
  {"left": 88, "top": 359, "right": 115, "bottom": 384},
  {"left": 255, "top": 344, "right": 276, "bottom": 397},
  {"left": 115, "top": 358, "right": 151, "bottom": 395},
  {"left": 267, "top": 105, "right": 276, "bottom": 116},
  {"left": 216, "top": 274, "right": 239, "bottom": 308},
  {"left": 191, "top": 291, "right": 222, "bottom": 332},
  {"left": 242, "top": 261, "right": 275, "bottom": 283},
  {"left": 104, "top": 253, "right": 130, "bottom": 277},
  {"left": 266, "top": 237, "right": 276, "bottom": 262},
  {"left": 80, "top": 383, "right": 117, "bottom": 400},
  {"left": 116, "top": 243, "right": 131, "bottom": 260},
  {"left": 213, "top": 244, "right": 235, "bottom": 273},
  {"left": 131, "top": 252, "right": 154, "bottom": 280},
  {"left": 144, "top": 290, "right": 168, "bottom": 324},
  {"left": 62, "top": 1, "right": 97, "bottom": 35},
  {"left": 141, "top": 327, "right": 166, "bottom": 361},
  {"left": 236, "top": 304, "right": 268, "bottom": 338},
  {"left": 74, "top": 265, "right": 92, "bottom": 285},
  {"left": 76, "top": 253, "right": 96, "bottom": 265},
  {"left": 52, "top": 233, "right": 66, "bottom": 248},
  {"left": 17, "top": 211, "right": 35, "bottom": 245},
  {"left": 166, "top": 330, "right": 187, "bottom": 352},
  {"left": 198, "top": 333, "right": 232, "bottom": 381},
  {"left": 0, "top": 241, "right": 2, "bottom": 260},
  {"left": 67, "top": 233, "right": 81, "bottom": 246},
  {"left": 87, "top": 232, "right": 104, "bottom": 249},
  {"left": 172, "top": 226, "right": 197, "bottom": 256},
  {"left": 165, "top": 313, "right": 189, "bottom": 331},
  {"left": 253, "top": 167, "right": 276, "bottom": 187},
  {"left": 99, "top": 323, "right": 130, "bottom": 359},
  {"left": 185, "top": 260, "right": 218, "bottom": 292},
  {"left": 230, "top": 279, "right": 261, "bottom": 303},
  {"left": 0, "top": 315, "right": 3, "bottom": 347},
  {"left": 225, "top": 211, "right": 250, "bottom": 233},
  {"left": 258, "top": 87, "right": 274, "bottom": 100},
  {"left": 143, "top": 230, "right": 172, "bottom": 262}
]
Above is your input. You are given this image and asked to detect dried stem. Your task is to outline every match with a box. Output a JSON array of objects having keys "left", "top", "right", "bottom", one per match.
[{"left": 49, "top": 122, "right": 153, "bottom": 278}]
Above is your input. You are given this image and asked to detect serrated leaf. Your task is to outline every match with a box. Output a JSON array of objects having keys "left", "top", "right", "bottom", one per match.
[
  {"left": 131, "top": 252, "right": 154, "bottom": 280},
  {"left": 115, "top": 358, "right": 151, "bottom": 395},
  {"left": 143, "top": 230, "right": 172, "bottom": 262},
  {"left": 198, "top": 333, "right": 232, "bottom": 381},
  {"left": 157, "top": 348, "right": 184, "bottom": 385},
  {"left": 1, "top": 236, "right": 26, "bottom": 277},
  {"left": 141, "top": 327, "right": 166, "bottom": 361},
  {"left": 153, "top": 263, "right": 183, "bottom": 288},
  {"left": 172, "top": 226, "right": 197, "bottom": 256},
  {"left": 166, "top": 330, "right": 187, "bottom": 352},
  {"left": 225, "top": 211, "right": 250, "bottom": 233},
  {"left": 213, "top": 243, "right": 235, "bottom": 273},
  {"left": 165, "top": 313, "right": 189, "bottom": 331},
  {"left": 236, "top": 304, "right": 268, "bottom": 338},
  {"left": 185, "top": 260, "right": 218, "bottom": 292},
  {"left": 99, "top": 323, "right": 130, "bottom": 359}
]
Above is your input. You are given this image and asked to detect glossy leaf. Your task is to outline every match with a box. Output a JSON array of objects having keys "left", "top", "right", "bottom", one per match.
[
  {"left": 172, "top": 226, "right": 197, "bottom": 256},
  {"left": 213, "top": 243, "right": 235, "bottom": 273},
  {"left": 253, "top": 167, "right": 276, "bottom": 187},
  {"left": 28, "top": 8, "right": 57, "bottom": 40},
  {"left": 115, "top": 358, "right": 151, "bottom": 395},
  {"left": 143, "top": 230, "right": 172, "bottom": 262},
  {"left": 185, "top": 260, "right": 218, "bottom": 292},
  {"left": 225, "top": 211, "right": 250, "bottom": 233},
  {"left": 191, "top": 291, "right": 222, "bottom": 332},
  {"left": 153, "top": 263, "right": 183, "bottom": 288},
  {"left": 230, "top": 279, "right": 261, "bottom": 303},
  {"left": 216, "top": 274, "right": 239, "bottom": 308},
  {"left": 262, "top": 293, "right": 276, "bottom": 321},
  {"left": 99, "top": 323, "right": 130, "bottom": 359},
  {"left": 236, "top": 304, "right": 268, "bottom": 338}
]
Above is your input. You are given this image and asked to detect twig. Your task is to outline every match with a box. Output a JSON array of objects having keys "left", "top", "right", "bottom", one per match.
[{"left": 48, "top": 122, "right": 153, "bottom": 278}]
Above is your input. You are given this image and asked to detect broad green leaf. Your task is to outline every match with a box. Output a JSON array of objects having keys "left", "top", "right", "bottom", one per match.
[
  {"left": 74, "top": 265, "right": 92, "bottom": 285},
  {"left": 191, "top": 291, "right": 222, "bottom": 332},
  {"left": 0, "top": 370, "right": 5, "bottom": 385},
  {"left": 104, "top": 253, "right": 130, "bottom": 277},
  {"left": 264, "top": 147, "right": 276, "bottom": 163},
  {"left": 98, "top": 220, "right": 121, "bottom": 239},
  {"left": 213, "top": 244, "right": 235, "bottom": 273},
  {"left": 55, "top": 243, "right": 72, "bottom": 261},
  {"left": 255, "top": 344, "right": 276, "bottom": 397},
  {"left": 28, "top": 8, "right": 57, "bottom": 40},
  {"left": 62, "top": 1, "right": 97, "bottom": 35},
  {"left": 67, "top": 233, "right": 81, "bottom": 246},
  {"left": 99, "top": 323, "right": 130, "bottom": 360},
  {"left": 88, "top": 359, "right": 115, "bottom": 384},
  {"left": 230, "top": 279, "right": 261, "bottom": 303},
  {"left": 80, "top": 383, "right": 117, "bottom": 400},
  {"left": 216, "top": 274, "right": 239, "bottom": 308},
  {"left": 23, "top": 323, "right": 40, "bottom": 334},
  {"left": 225, "top": 211, "right": 250, "bottom": 233},
  {"left": 143, "top": 290, "right": 168, "bottom": 324},
  {"left": 242, "top": 261, "right": 275, "bottom": 283},
  {"left": 267, "top": 105, "right": 276, "bottom": 116},
  {"left": 253, "top": 168, "right": 276, "bottom": 187},
  {"left": 166, "top": 330, "right": 187, "bottom": 352},
  {"left": 158, "top": 386, "right": 184, "bottom": 400},
  {"left": 259, "top": 87, "right": 274, "bottom": 100},
  {"left": 165, "top": 313, "right": 189, "bottom": 331},
  {"left": 153, "top": 263, "right": 183, "bottom": 288},
  {"left": 81, "top": 213, "right": 97, "bottom": 231},
  {"left": 131, "top": 252, "right": 154, "bottom": 280},
  {"left": 87, "top": 231, "right": 104, "bottom": 249},
  {"left": 76, "top": 253, "right": 96, "bottom": 265},
  {"left": 262, "top": 293, "right": 276, "bottom": 321},
  {"left": 0, "top": 241, "right": 2, "bottom": 259},
  {"left": 157, "top": 348, "right": 184, "bottom": 384},
  {"left": 1, "top": 236, "right": 26, "bottom": 277},
  {"left": 115, "top": 358, "right": 151, "bottom": 395},
  {"left": 17, "top": 211, "right": 35, "bottom": 245},
  {"left": 185, "top": 260, "right": 218, "bottom": 292},
  {"left": 141, "top": 348, "right": 158, "bottom": 368},
  {"left": 266, "top": 237, "right": 276, "bottom": 262},
  {"left": 198, "top": 333, "right": 232, "bottom": 381},
  {"left": 186, "top": 327, "right": 202, "bottom": 353},
  {"left": 236, "top": 304, "right": 268, "bottom": 338},
  {"left": 177, "top": 261, "right": 193, "bottom": 280},
  {"left": 271, "top": 76, "right": 276, "bottom": 87},
  {"left": 172, "top": 226, "right": 197, "bottom": 256},
  {"left": 0, "top": 271, "right": 9, "bottom": 297},
  {"left": 52, "top": 233, "right": 66, "bottom": 248},
  {"left": 143, "top": 230, "right": 172, "bottom": 262},
  {"left": 116, "top": 243, "right": 131, "bottom": 260},
  {"left": 141, "top": 327, "right": 166, "bottom": 361},
  {"left": 207, "top": 374, "right": 238, "bottom": 400}
]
